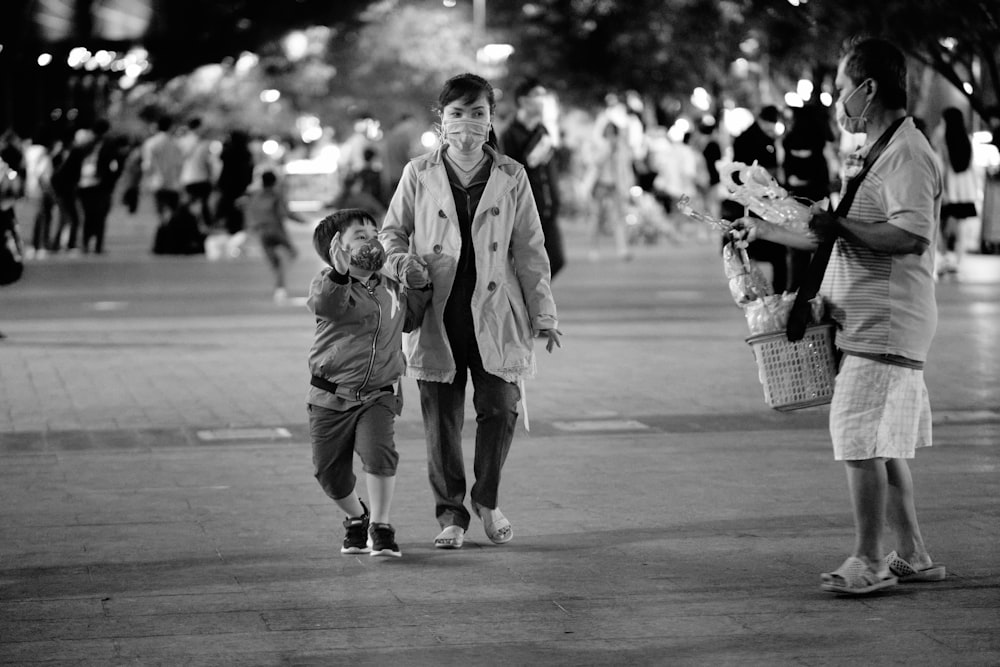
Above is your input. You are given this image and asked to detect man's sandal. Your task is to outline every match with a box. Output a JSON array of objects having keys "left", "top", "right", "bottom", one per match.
[
  {"left": 885, "top": 551, "right": 946, "bottom": 582},
  {"left": 433, "top": 525, "right": 465, "bottom": 549},
  {"left": 820, "top": 556, "right": 897, "bottom": 595}
]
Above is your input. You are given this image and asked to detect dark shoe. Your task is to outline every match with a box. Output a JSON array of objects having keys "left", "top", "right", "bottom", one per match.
[
  {"left": 368, "top": 523, "right": 402, "bottom": 558},
  {"left": 341, "top": 500, "right": 370, "bottom": 554}
]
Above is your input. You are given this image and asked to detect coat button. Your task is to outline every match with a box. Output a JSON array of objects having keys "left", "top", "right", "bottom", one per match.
[
  {"left": 487, "top": 281, "right": 497, "bottom": 291},
  {"left": 433, "top": 244, "right": 443, "bottom": 253},
  {"left": 438, "top": 210, "right": 447, "bottom": 218},
  {"left": 491, "top": 242, "right": 498, "bottom": 251},
  {"left": 491, "top": 206, "right": 500, "bottom": 215}
]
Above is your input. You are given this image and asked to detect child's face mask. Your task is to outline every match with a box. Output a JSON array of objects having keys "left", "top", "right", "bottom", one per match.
[
  {"left": 349, "top": 237, "right": 385, "bottom": 272},
  {"left": 441, "top": 118, "right": 490, "bottom": 153}
]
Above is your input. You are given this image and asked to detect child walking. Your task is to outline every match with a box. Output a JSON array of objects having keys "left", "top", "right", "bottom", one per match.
[
  {"left": 306, "top": 208, "right": 431, "bottom": 557},
  {"left": 243, "top": 170, "right": 306, "bottom": 303}
]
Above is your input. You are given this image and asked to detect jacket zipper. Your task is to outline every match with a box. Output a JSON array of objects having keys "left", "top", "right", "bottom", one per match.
[{"left": 357, "top": 282, "right": 382, "bottom": 401}]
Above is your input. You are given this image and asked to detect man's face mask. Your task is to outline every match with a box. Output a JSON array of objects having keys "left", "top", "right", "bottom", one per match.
[
  {"left": 441, "top": 118, "right": 490, "bottom": 153},
  {"left": 836, "top": 79, "right": 872, "bottom": 134},
  {"left": 349, "top": 237, "right": 385, "bottom": 272}
]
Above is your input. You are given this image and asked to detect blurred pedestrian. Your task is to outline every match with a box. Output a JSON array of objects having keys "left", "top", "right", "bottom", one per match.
[
  {"left": 119, "top": 139, "right": 144, "bottom": 215},
  {"left": 49, "top": 129, "right": 89, "bottom": 253},
  {"left": 241, "top": 170, "right": 306, "bottom": 303},
  {"left": 587, "top": 118, "right": 633, "bottom": 260},
  {"left": 0, "top": 147, "right": 25, "bottom": 297},
  {"left": 21, "top": 133, "right": 55, "bottom": 258},
  {"left": 382, "top": 113, "right": 424, "bottom": 202},
  {"left": 77, "top": 119, "right": 122, "bottom": 254},
  {"left": 743, "top": 38, "right": 944, "bottom": 594},
  {"left": 724, "top": 104, "right": 790, "bottom": 292},
  {"left": 141, "top": 116, "right": 184, "bottom": 226},
  {"left": 380, "top": 72, "right": 560, "bottom": 549},
  {"left": 306, "top": 208, "right": 431, "bottom": 558},
  {"left": 178, "top": 117, "right": 216, "bottom": 231},
  {"left": 215, "top": 129, "right": 255, "bottom": 235},
  {"left": 934, "top": 107, "right": 980, "bottom": 277},
  {"left": 500, "top": 78, "right": 566, "bottom": 277},
  {"left": 782, "top": 105, "right": 835, "bottom": 289}
]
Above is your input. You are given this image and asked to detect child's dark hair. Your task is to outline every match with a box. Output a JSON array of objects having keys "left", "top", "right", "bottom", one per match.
[
  {"left": 260, "top": 170, "right": 278, "bottom": 187},
  {"left": 313, "top": 209, "right": 378, "bottom": 265}
]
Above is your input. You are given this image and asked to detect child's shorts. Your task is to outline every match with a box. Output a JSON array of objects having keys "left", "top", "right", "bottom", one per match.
[
  {"left": 308, "top": 394, "right": 400, "bottom": 500},
  {"left": 829, "top": 355, "right": 932, "bottom": 461}
]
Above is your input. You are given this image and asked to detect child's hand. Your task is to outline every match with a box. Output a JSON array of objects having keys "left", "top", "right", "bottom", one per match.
[{"left": 329, "top": 232, "right": 351, "bottom": 274}]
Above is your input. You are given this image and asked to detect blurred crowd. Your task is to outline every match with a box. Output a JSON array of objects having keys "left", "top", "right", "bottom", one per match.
[{"left": 0, "top": 84, "right": 994, "bottom": 286}]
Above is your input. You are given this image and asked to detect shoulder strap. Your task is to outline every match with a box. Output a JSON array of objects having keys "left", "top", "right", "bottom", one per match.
[{"left": 785, "top": 116, "right": 907, "bottom": 341}]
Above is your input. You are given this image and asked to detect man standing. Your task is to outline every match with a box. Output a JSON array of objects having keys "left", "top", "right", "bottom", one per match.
[{"left": 500, "top": 79, "right": 566, "bottom": 277}]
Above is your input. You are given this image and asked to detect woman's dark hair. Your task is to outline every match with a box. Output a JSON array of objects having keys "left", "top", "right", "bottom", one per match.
[
  {"left": 842, "top": 38, "right": 908, "bottom": 111},
  {"left": 942, "top": 107, "right": 972, "bottom": 173},
  {"left": 438, "top": 72, "right": 495, "bottom": 113},
  {"left": 312, "top": 208, "right": 377, "bottom": 265},
  {"left": 437, "top": 73, "right": 498, "bottom": 149}
]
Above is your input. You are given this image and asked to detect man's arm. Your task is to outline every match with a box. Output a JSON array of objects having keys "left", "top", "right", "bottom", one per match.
[{"left": 833, "top": 217, "right": 929, "bottom": 255}]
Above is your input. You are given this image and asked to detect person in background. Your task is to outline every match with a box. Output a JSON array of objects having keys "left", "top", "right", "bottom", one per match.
[
  {"left": 782, "top": 104, "right": 835, "bottom": 290},
  {"left": 380, "top": 73, "right": 560, "bottom": 550},
  {"left": 742, "top": 38, "right": 944, "bottom": 595},
  {"left": 934, "top": 107, "right": 980, "bottom": 278},
  {"left": 49, "top": 128, "right": 89, "bottom": 253},
  {"left": 215, "top": 129, "right": 255, "bottom": 236},
  {"left": 21, "top": 133, "right": 55, "bottom": 259},
  {"left": 724, "top": 104, "right": 791, "bottom": 292},
  {"left": 588, "top": 119, "right": 634, "bottom": 261},
  {"left": 178, "top": 117, "right": 216, "bottom": 232},
  {"left": 382, "top": 113, "right": 425, "bottom": 203},
  {"left": 500, "top": 78, "right": 566, "bottom": 278},
  {"left": 241, "top": 170, "right": 306, "bottom": 303},
  {"left": 77, "top": 119, "right": 122, "bottom": 255},
  {"left": 141, "top": 115, "right": 184, "bottom": 226}
]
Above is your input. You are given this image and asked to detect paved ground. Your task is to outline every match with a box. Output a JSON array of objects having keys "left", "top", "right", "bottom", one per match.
[{"left": 1, "top": 207, "right": 998, "bottom": 666}]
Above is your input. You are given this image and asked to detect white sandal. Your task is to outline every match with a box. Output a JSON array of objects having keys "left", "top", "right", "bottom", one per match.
[
  {"left": 820, "top": 556, "right": 897, "bottom": 594},
  {"left": 433, "top": 525, "right": 465, "bottom": 549},
  {"left": 474, "top": 503, "right": 513, "bottom": 544}
]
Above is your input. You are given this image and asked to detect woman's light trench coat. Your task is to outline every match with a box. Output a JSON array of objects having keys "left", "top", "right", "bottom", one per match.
[{"left": 380, "top": 145, "right": 558, "bottom": 384}]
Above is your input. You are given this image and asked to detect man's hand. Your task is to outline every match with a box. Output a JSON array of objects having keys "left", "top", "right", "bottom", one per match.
[
  {"left": 807, "top": 201, "right": 840, "bottom": 244},
  {"left": 329, "top": 232, "right": 350, "bottom": 274}
]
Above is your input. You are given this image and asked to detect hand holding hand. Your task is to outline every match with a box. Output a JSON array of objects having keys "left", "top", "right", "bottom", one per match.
[
  {"left": 401, "top": 254, "right": 430, "bottom": 288},
  {"left": 539, "top": 328, "right": 562, "bottom": 353},
  {"left": 329, "top": 232, "right": 350, "bottom": 274}
]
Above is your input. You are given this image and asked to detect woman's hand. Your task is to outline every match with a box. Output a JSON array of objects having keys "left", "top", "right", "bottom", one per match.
[
  {"left": 329, "top": 232, "right": 350, "bottom": 275},
  {"left": 539, "top": 328, "right": 562, "bottom": 353},
  {"left": 400, "top": 254, "right": 430, "bottom": 288}
]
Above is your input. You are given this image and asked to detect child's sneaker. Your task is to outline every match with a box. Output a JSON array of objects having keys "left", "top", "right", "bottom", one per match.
[
  {"left": 368, "top": 523, "right": 402, "bottom": 558},
  {"left": 340, "top": 501, "right": 370, "bottom": 554}
]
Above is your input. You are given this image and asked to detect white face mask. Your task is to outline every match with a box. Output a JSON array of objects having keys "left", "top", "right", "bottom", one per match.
[
  {"left": 836, "top": 79, "right": 872, "bottom": 134},
  {"left": 441, "top": 118, "right": 490, "bottom": 154}
]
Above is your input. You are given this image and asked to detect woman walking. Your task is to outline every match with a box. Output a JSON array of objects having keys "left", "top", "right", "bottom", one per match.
[{"left": 380, "top": 73, "right": 560, "bottom": 549}]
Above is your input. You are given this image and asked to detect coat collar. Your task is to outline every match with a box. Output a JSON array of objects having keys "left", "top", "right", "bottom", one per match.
[{"left": 418, "top": 145, "right": 516, "bottom": 221}]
